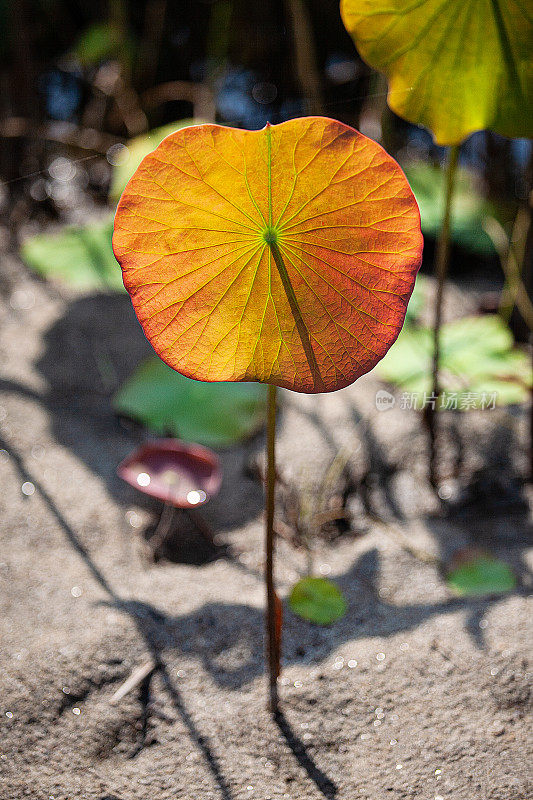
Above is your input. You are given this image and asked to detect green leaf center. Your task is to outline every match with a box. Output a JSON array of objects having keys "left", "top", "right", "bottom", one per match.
[{"left": 262, "top": 226, "right": 279, "bottom": 246}]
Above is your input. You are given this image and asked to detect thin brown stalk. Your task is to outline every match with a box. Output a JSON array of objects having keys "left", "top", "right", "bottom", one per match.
[
  {"left": 265, "top": 382, "right": 280, "bottom": 715},
  {"left": 428, "top": 144, "right": 460, "bottom": 488},
  {"left": 284, "top": 0, "right": 323, "bottom": 115}
]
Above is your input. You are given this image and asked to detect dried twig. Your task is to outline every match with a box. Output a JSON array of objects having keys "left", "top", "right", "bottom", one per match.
[
  {"left": 110, "top": 659, "right": 157, "bottom": 705},
  {"left": 0, "top": 117, "right": 122, "bottom": 155},
  {"left": 483, "top": 212, "right": 533, "bottom": 330}
]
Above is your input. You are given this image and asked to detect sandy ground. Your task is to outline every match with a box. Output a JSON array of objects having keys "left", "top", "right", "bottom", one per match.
[{"left": 0, "top": 253, "right": 531, "bottom": 800}]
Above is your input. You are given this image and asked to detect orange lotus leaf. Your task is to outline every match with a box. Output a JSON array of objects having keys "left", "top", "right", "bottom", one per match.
[{"left": 113, "top": 117, "right": 422, "bottom": 393}]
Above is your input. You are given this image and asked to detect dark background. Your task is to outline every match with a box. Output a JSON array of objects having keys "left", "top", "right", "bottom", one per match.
[{"left": 1, "top": 0, "right": 531, "bottom": 257}]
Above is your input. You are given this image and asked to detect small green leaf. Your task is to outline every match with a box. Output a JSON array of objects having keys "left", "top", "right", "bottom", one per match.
[
  {"left": 110, "top": 120, "right": 204, "bottom": 203},
  {"left": 20, "top": 215, "right": 124, "bottom": 292},
  {"left": 72, "top": 22, "right": 133, "bottom": 67},
  {"left": 289, "top": 577, "right": 347, "bottom": 625},
  {"left": 447, "top": 553, "right": 516, "bottom": 597},
  {"left": 113, "top": 356, "right": 267, "bottom": 448}
]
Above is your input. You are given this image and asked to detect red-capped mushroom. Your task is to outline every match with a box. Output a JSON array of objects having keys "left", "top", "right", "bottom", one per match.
[{"left": 117, "top": 439, "right": 221, "bottom": 509}]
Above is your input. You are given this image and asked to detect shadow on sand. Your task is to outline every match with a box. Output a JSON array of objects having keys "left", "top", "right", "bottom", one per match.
[{"left": 3, "top": 430, "right": 531, "bottom": 798}]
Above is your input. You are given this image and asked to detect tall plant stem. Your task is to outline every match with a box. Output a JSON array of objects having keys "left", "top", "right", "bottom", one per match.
[
  {"left": 284, "top": 0, "right": 324, "bottom": 115},
  {"left": 265, "top": 382, "right": 280, "bottom": 715},
  {"left": 519, "top": 165, "right": 533, "bottom": 483},
  {"left": 428, "top": 144, "right": 460, "bottom": 488}
]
